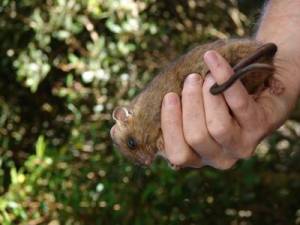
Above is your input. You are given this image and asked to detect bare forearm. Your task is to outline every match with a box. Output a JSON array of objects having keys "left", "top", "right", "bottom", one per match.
[
  {"left": 256, "top": 0, "right": 300, "bottom": 58},
  {"left": 256, "top": 0, "right": 300, "bottom": 109}
]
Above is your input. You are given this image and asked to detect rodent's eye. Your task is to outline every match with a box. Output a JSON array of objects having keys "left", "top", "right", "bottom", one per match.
[{"left": 127, "top": 137, "right": 137, "bottom": 150}]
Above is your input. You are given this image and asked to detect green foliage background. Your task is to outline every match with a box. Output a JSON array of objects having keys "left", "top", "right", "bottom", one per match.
[{"left": 0, "top": 0, "right": 299, "bottom": 224}]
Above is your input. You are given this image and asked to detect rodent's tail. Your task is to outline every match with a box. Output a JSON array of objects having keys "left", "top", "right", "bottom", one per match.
[{"left": 210, "top": 43, "right": 277, "bottom": 95}]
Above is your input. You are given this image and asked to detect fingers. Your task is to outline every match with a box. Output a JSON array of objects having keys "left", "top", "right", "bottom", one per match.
[
  {"left": 181, "top": 74, "right": 238, "bottom": 169},
  {"left": 204, "top": 51, "right": 259, "bottom": 129},
  {"left": 202, "top": 74, "right": 237, "bottom": 147},
  {"left": 203, "top": 51, "right": 260, "bottom": 159},
  {"left": 182, "top": 74, "right": 220, "bottom": 160},
  {"left": 161, "top": 50, "right": 289, "bottom": 170},
  {"left": 161, "top": 92, "right": 203, "bottom": 168},
  {"left": 161, "top": 72, "right": 244, "bottom": 169}
]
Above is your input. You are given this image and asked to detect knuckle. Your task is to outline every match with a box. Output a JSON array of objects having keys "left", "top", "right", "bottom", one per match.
[
  {"left": 207, "top": 122, "right": 230, "bottom": 141},
  {"left": 231, "top": 99, "right": 249, "bottom": 112},
  {"left": 205, "top": 157, "right": 237, "bottom": 170},
  {"left": 215, "top": 159, "right": 236, "bottom": 170},
  {"left": 231, "top": 146, "right": 254, "bottom": 159},
  {"left": 168, "top": 153, "right": 189, "bottom": 166},
  {"left": 185, "top": 131, "right": 208, "bottom": 149}
]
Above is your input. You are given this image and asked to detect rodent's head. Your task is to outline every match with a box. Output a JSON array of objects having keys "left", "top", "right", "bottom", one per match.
[{"left": 110, "top": 106, "right": 159, "bottom": 166}]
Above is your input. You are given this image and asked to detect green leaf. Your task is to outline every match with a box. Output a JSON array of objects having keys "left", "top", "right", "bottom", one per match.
[{"left": 35, "top": 136, "right": 46, "bottom": 158}]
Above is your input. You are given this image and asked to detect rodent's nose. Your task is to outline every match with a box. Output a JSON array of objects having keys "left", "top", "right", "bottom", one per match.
[
  {"left": 137, "top": 153, "right": 154, "bottom": 167},
  {"left": 144, "top": 159, "right": 152, "bottom": 166}
]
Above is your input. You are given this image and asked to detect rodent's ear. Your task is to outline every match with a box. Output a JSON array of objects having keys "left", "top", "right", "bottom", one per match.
[{"left": 112, "top": 106, "right": 132, "bottom": 123}]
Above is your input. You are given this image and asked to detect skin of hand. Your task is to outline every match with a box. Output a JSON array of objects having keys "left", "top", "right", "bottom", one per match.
[{"left": 161, "top": 0, "right": 300, "bottom": 169}]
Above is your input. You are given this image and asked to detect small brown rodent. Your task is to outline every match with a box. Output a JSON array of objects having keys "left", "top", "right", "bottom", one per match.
[{"left": 110, "top": 39, "right": 277, "bottom": 166}]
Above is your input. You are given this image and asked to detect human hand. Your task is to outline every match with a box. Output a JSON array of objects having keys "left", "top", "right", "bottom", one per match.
[{"left": 161, "top": 50, "right": 298, "bottom": 170}]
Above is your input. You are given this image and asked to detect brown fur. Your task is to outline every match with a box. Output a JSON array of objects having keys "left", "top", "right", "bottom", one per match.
[{"left": 111, "top": 39, "right": 276, "bottom": 166}]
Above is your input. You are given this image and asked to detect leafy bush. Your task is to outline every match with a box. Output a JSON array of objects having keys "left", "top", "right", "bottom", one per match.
[{"left": 0, "top": 0, "right": 299, "bottom": 224}]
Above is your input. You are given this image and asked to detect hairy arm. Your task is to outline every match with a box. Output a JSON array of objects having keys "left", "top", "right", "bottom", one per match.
[
  {"left": 257, "top": 0, "right": 300, "bottom": 98},
  {"left": 257, "top": 0, "right": 300, "bottom": 60},
  {"left": 255, "top": 0, "right": 300, "bottom": 129}
]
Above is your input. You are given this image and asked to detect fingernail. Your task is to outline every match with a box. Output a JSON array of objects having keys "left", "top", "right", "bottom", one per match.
[
  {"left": 163, "top": 93, "right": 179, "bottom": 107},
  {"left": 184, "top": 74, "right": 201, "bottom": 86},
  {"left": 204, "top": 51, "right": 218, "bottom": 67}
]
